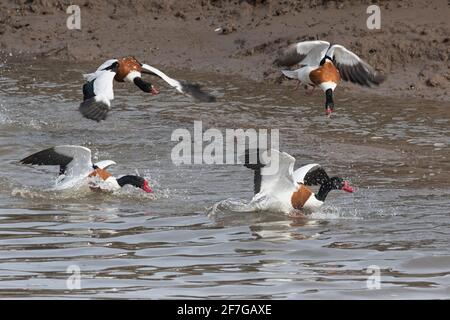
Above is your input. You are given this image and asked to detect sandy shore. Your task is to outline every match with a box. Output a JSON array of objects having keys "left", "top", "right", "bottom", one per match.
[{"left": 0, "top": 0, "right": 449, "bottom": 102}]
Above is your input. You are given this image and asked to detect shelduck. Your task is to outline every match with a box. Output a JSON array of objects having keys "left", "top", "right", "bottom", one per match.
[
  {"left": 20, "top": 145, "right": 152, "bottom": 193},
  {"left": 80, "top": 57, "right": 216, "bottom": 121},
  {"left": 274, "top": 40, "right": 385, "bottom": 115},
  {"left": 243, "top": 149, "right": 353, "bottom": 214}
]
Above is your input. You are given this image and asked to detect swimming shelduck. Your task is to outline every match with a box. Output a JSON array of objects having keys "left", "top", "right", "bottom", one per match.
[
  {"left": 243, "top": 149, "right": 354, "bottom": 214},
  {"left": 274, "top": 40, "right": 385, "bottom": 115},
  {"left": 80, "top": 57, "right": 216, "bottom": 121},
  {"left": 20, "top": 145, "right": 153, "bottom": 193}
]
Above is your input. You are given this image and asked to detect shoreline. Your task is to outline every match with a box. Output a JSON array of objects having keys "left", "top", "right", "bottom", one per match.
[{"left": 0, "top": 0, "right": 449, "bottom": 103}]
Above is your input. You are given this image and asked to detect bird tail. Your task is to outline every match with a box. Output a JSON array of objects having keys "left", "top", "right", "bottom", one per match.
[
  {"left": 281, "top": 69, "right": 298, "bottom": 79},
  {"left": 79, "top": 97, "right": 110, "bottom": 122}
]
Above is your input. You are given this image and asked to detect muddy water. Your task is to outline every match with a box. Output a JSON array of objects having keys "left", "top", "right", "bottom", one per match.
[{"left": 0, "top": 60, "right": 449, "bottom": 299}]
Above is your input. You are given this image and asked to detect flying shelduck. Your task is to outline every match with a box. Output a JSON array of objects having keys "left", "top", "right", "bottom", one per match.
[
  {"left": 80, "top": 57, "right": 216, "bottom": 121},
  {"left": 274, "top": 40, "right": 385, "bottom": 115}
]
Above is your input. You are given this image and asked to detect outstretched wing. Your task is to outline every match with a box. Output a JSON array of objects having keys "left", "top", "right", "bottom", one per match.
[
  {"left": 94, "top": 160, "right": 116, "bottom": 170},
  {"left": 327, "top": 44, "right": 385, "bottom": 86},
  {"left": 21, "top": 145, "right": 93, "bottom": 177},
  {"left": 80, "top": 68, "right": 116, "bottom": 122},
  {"left": 21, "top": 147, "right": 73, "bottom": 175},
  {"left": 292, "top": 164, "right": 321, "bottom": 185},
  {"left": 95, "top": 59, "right": 119, "bottom": 72},
  {"left": 274, "top": 40, "right": 330, "bottom": 67},
  {"left": 242, "top": 149, "right": 298, "bottom": 197},
  {"left": 83, "top": 59, "right": 118, "bottom": 82},
  {"left": 141, "top": 64, "right": 216, "bottom": 102},
  {"left": 258, "top": 150, "right": 297, "bottom": 196}
]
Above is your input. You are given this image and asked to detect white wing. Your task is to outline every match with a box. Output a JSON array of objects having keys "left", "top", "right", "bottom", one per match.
[
  {"left": 141, "top": 63, "right": 183, "bottom": 93},
  {"left": 93, "top": 70, "right": 115, "bottom": 101},
  {"left": 298, "top": 41, "right": 331, "bottom": 66},
  {"left": 292, "top": 164, "right": 320, "bottom": 184},
  {"left": 21, "top": 145, "right": 93, "bottom": 178},
  {"left": 326, "top": 44, "right": 385, "bottom": 86},
  {"left": 83, "top": 59, "right": 118, "bottom": 82},
  {"left": 53, "top": 145, "right": 93, "bottom": 177},
  {"left": 258, "top": 150, "right": 297, "bottom": 195},
  {"left": 248, "top": 150, "right": 298, "bottom": 213},
  {"left": 274, "top": 40, "right": 330, "bottom": 67},
  {"left": 80, "top": 69, "right": 116, "bottom": 122},
  {"left": 95, "top": 59, "right": 119, "bottom": 72},
  {"left": 94, "top": 160, "right": 116, "bottom": 170},
  {"left": 281, "top": 69, "right": 299, "bottom": 79},
  {"left": 141, "top": 63, "right": 216, "bottom": 102}
]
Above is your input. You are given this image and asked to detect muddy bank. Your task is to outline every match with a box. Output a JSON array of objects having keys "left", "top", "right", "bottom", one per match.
[{"left": 0, "top": 0, "right": 449, "bottom": 102}]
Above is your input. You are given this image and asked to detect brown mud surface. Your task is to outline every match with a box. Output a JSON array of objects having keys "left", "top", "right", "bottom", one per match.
[{"left": 0, "top": 0, "right": 449, "bottom": 102}]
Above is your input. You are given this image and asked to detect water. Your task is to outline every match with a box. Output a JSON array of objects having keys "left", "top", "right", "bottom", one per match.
[{"left": 0, "top": 60, "right": 449, "bottom": 299}]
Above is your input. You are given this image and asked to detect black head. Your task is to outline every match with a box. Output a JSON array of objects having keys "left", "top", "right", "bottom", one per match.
[
  {"left": 316, "top": 176, "right": 354, "bottom": 201},
  {"left": 330, "top": 177, "right": 354, "bottom": 192},
  {"left": 133, "top": 77, "right": 159, "bottom": 95},
  {"left": 116, "top": 175, "right": 153, "bottom": 193},
  {"left": 330, "top": 177, "right": 343, "bottom": 190},
  {"left": 325, "top": 88, "right": 334, "bottom": 115}
]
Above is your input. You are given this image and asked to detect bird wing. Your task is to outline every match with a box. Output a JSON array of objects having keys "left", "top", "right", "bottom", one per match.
[
  {"left": 80, "top": 70, "right": 116, "bottom": 122},
  {"left": 241, "top": 148, "right": 266, "bottom": 195},
  {"left": 21, "top": 145, "right": 93, "bottom": 177},
  {"left": 258, "top": 149, "right": 298, "bottom": 197},
  {"left": 247, "top": 150, "right": 299, "bottom": 213},
  {"left": 274, "top": 40, "right": 330, "bottom": 67},
  {"left": 292, "top": 164, "right": 329, "bottom": 186},
  {"left": 141, "top": 64, "right": 216, "bottom": 102},
  {"left": 281, "top": 69, "right": 299, "bottom": 79},
  {"left": 94, "top": 160, "right": 116, "bottom": 170},
  {"left": 96, "top": 59, "right": 119, "bottom": 72},
  {"left": 93, "top": 70, "right": 115, "bottom": 101},
  {"left": 327, "top": 44, "right": 385, "bottom": 86},
  {"left": 83, "top": 59, "right": 118, "bottom": 82}
]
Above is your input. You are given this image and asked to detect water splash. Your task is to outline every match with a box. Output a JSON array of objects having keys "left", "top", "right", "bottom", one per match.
[
  {"left": 207, "top": 198, "right": 259, "bottom": 217},
  {"left": 10, "top": 175, "right": 165, "bottom": 202}
]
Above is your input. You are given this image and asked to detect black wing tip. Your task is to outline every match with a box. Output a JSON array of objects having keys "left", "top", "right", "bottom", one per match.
[
  {"left": 273, "top": 58, "right": 282, "bottom": 67},
  {"left": 242, "top": 148, "right": 266, "bottom": 170},
  {"left": 242, "top": 148, "right": 266, "bottom": 195},
  {"left": 79, "top": 98, "right": 110, "bottom": 122},
  {"left": 19, "top": 147, "right": 72, "bottom": 171},
  {"left": 273, "top": 56, "right": 295, "bottom": 68},
  {"left": 20, "top": 147, "right": 55, "bottom": 164},
  {"left": 20, "top": 154, "right": 33, "bottom": 164},
  {"left": 181, "top": 82, "right": 216, "bottom": 102},
  {"left": 20, "top": 155, "right": 35, "bottom": 165},
  {"left": 372, "top": 73, "right": 386, "bottom": 85},
  {"left": 362, "top": 73, "right": 386, "bottom": 87},
  {"left": 20, "top": 157, "right": 31, "bottom": 165},
  {"left": 338, "top": 62, "right": 386, "bottom": 87}
]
